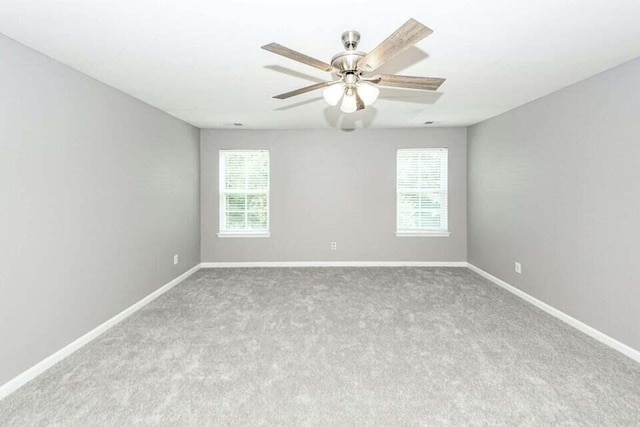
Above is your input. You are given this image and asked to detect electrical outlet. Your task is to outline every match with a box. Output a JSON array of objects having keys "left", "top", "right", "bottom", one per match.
[
  {"left": 174, "top": 254, "right": 179, "bottom": 265},
  {"left": 515, "top": 262, "right": 522, "bottom": 274},
  {"left": 331, "top": 242, "right": 337, "bottom": 250}
]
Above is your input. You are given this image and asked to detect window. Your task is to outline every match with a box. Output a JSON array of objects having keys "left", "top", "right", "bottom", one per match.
[
  {"left": 218, "top": 150, "right": 270, "bottom": 237},
  {"left": 396, "top": 148, "right": 450, "bottom": 236}
]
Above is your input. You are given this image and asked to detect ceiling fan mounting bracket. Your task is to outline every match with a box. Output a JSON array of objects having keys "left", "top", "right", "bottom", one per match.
[{"left": 341, "top": 31, "right": 361, "bottom": 50}]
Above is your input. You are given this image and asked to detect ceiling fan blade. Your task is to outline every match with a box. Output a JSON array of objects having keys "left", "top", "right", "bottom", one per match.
[
  {"left": 262, "top": 43, "right": 338, "bottom": 73},
  {"left": 375, "top": 74, "right": 445, "bottom": 91},
  {"left": 355, "top": 90, "right": 365, "bottom": 111},
  {"left": 357, "top": 18, "right": 433, "bottom": 73},
  {"left": 273, "top": 81, "right": 339, "bottom": 99}
]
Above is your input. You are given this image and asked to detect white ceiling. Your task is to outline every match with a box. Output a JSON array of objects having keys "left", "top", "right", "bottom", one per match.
[{"left": 2, "top": 0, "right": 640, "bottom": 130}]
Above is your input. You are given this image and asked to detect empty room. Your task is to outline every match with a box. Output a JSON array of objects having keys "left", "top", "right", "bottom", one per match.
[{"left": 1, "top": 0, "right": 639, "bottom": 425}]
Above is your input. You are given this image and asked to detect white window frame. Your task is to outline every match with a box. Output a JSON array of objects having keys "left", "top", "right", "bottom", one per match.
[
  {"left": 396, "top": 148, "right": 451, "bottom": 237},
  {"left": 217, "top": 149, "right": 270, "bottom": 238}
]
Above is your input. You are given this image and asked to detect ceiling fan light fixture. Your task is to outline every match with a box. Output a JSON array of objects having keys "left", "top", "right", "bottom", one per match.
[
  {"left": 340, "top": 89, "right": 357, "bottom": 113},
  {"left": 322, "top": 83, "right": 344, "bottom": 106},
  {"left": 263, "top": 19, "right": 446, "bottom": 117},
  {"left": 356, "top": 82, "right": 380, "bottom": 106}
]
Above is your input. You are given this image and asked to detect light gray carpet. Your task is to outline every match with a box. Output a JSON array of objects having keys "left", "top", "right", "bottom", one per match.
[{"left": 1, "top": 267, "right": 639, "bottom": 426}]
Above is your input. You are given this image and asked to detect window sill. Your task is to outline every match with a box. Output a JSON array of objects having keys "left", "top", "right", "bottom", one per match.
[
  {"left": 217, "top": 232, "right": 271, "bottom": 238},
  {"left": 396, "top": 231, "right": 451, "bottom": 237}
]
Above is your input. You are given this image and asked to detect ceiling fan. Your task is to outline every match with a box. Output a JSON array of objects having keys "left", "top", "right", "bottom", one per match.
[{"left": 262, "top": 18, "right": 445, "bottom": 114}]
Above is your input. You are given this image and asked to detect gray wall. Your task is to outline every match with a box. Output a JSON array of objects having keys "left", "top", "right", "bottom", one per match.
[
  {"left": 0, "top": 34, "right": 200, "bottom": 385},
  {"left": 468, "top": 58, "right": 640, "bottom": 351},
  {"left": 201, "top": 129, "right": 467, "bottom": 262}
]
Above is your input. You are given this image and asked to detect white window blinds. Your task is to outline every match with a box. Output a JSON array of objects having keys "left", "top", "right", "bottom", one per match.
[
  {"left": 219, "top": 150, "right": 269, "bottom": 235},
  {"left": 397, "top": 148, "right": 449, "bottom": 234}
]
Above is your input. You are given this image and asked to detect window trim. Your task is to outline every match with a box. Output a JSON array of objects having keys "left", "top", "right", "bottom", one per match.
[
  {"left": 396, "top": 231, "right": 451, "bottom": 237},
  {"left": 217, "top": 231, "right": 271, "bottom": 238},
  {"left": 218, "top": 149, "right": 270, "bottom": 238},
  {"left": 396, "top": 147, "right": 450, "bottom": 237}
]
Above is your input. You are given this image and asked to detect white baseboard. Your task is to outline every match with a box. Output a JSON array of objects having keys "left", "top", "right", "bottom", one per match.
[
  {"left": 201, "top": 261, "right": 468, "bottom": 268},
  {"left": 467, "top": 263, "right": 640, "bottom": 364},
  {"left": 0, "top": 264, "right": 201, "bottom": 401}
]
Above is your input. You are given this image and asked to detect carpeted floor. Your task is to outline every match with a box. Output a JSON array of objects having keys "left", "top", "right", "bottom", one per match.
[{"left": 1, "top": 267, "right": 639, "bottom": 426}]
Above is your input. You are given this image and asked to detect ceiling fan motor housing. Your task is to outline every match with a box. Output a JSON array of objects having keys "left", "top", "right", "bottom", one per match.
[
  {"left": 330, "top": 51, "right": 366, "bottom": 75},
  {"left": 331, "top": 31, "right": 366, "bottom": 75}
]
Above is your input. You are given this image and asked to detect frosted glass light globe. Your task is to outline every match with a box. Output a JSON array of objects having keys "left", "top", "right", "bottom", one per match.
[
  {"left": 357, "top": 82, "right": 380, "bottom": 106},
  {"left": 340, "top": 91, "right": 357, "bottom": 113},
  {"left": 322, "top": 83, "right": 344, "bottom": 106}
]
